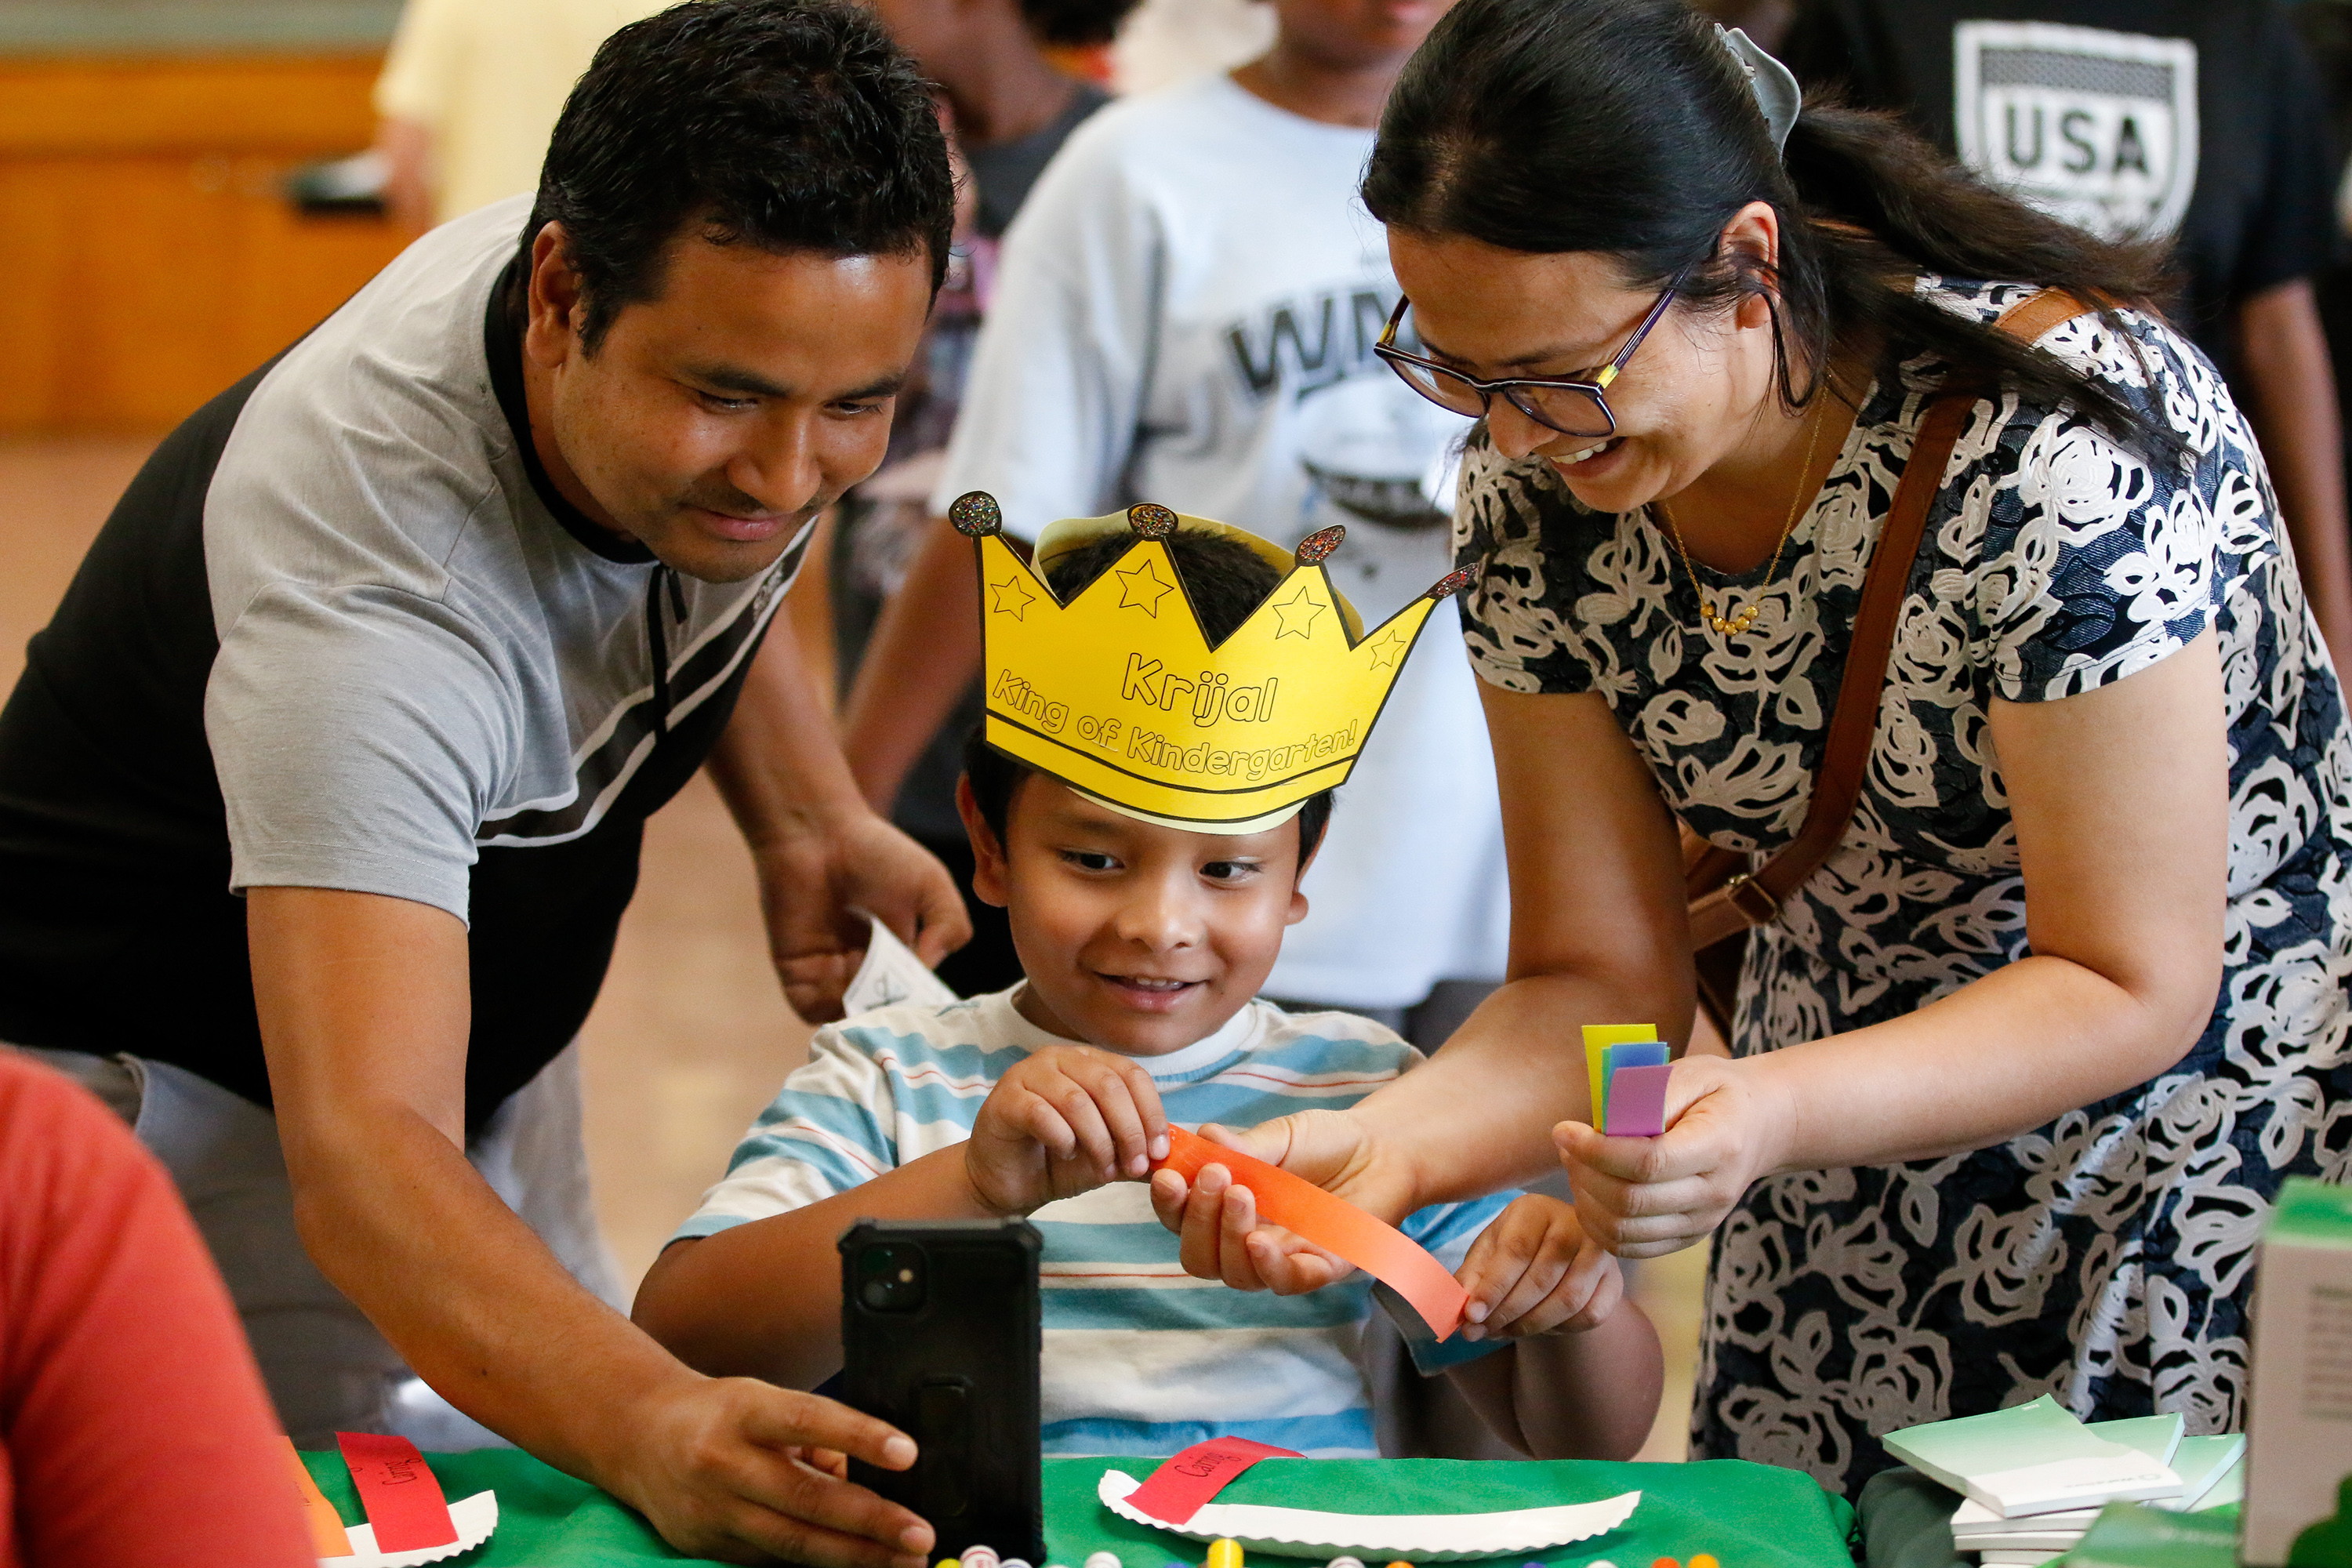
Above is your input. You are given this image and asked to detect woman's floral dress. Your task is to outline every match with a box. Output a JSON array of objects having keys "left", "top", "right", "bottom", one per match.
[{"left": 1451, "top": 278, "right": 2352, "bottom": 1495}]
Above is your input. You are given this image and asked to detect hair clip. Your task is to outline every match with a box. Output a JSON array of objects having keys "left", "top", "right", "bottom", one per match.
[{"left": 1716, "top": 25, "right": 1800, "bottom": 154}]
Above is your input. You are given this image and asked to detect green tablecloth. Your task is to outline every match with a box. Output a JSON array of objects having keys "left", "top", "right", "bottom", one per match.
[
  {"left": 301, "top": 1450, "right": 1860, "bottom": 1568},
  {"left": 300, "top": 1448, "right": 719, "bottom": 1565}
]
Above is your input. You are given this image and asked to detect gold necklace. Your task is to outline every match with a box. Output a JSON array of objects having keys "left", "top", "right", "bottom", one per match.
[{"left": 1656, "top": 398, "right": 1828, "bottom": 638}]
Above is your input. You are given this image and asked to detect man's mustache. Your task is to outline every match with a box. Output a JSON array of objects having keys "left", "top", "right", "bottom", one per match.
[{"left": 677, "top": 483, "right": 843, "bottom": 522}]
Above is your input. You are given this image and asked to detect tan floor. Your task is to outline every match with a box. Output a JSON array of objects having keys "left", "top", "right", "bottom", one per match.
[{"left": 0, "top": 433, "right": 1707, "bottom": 1461}]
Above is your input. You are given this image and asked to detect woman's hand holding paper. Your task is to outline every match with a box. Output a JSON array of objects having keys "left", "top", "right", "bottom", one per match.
[
  {"left": 1552, "top": 1053, "right": 1790, "bottom": 1260},
  {"left": 1148, "top": 1111, "right": 1410, "bottom": 1294}
]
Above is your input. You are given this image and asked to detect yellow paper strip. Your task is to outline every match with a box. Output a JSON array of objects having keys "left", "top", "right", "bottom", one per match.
[{"left": 1581, "top": 1023, "right": 1658, "bottom": 1127}]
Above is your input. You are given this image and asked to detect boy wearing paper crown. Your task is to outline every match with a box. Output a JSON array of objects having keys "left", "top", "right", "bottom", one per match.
[{"left": 634, "top": 497, "right": 1663, "bottom": 1458}]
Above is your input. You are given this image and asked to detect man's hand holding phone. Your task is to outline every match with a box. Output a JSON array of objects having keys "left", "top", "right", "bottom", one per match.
[
  {"left": 965, "top": 1046, "right": 1172, "bottom": 1214},
  {"left": 608, "top": 1374, "right": 934, "bottom": 1568}
]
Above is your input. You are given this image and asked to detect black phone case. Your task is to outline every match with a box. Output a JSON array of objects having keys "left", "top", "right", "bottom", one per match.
[{"left": 840, "top": 1218, "right": 1044, "bottom": 1563}]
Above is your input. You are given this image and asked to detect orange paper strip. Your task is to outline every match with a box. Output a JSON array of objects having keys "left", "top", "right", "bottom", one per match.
[
  {"left": 280, "top": 1436, "right": 354, "bottom": 1559},
  {"left": 1154, "top": 1125, "right": 1468, "bottom": 1338}
]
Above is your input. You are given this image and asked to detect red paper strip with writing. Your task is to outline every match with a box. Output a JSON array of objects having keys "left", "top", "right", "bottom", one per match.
[
  {"left": 1153, "top": 1125, "right": 1469, "bottom": 1338},
  {"left": 1125, "top": 1437, "right": 1303, "bottom": 1525},
  {"left": 336, "top": 1430, "right": 458, "bottom": 1552}
]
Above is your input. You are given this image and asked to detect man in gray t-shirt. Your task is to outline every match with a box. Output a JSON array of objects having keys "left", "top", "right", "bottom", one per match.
[{"left": 0, "top": 4, "right": 968, "bottom": 1562}]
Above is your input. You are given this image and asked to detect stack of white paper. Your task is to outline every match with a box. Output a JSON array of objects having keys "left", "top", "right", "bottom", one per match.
[
  {"left": 1883, "top": 1399, "right": 2186, "bottom": 1523},
  {"left": 1927, "top": 1418, "right": 2245, "bottom": 1566}
]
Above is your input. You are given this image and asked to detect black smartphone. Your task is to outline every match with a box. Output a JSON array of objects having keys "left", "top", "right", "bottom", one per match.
[{"left": 839, "top": 1218, "right": 1044, "bottom": 1563}]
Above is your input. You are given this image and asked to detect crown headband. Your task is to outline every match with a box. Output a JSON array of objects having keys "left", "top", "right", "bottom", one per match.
[
  {"left": 1717, "top": 25, "right": 1800, "bottom": 154},
  {"left": 956, "top": 492, "right": 1475, "bottom": 835}
]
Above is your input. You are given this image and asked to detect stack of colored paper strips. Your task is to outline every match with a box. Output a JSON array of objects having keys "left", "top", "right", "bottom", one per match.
[
  {"left": 1583, "top": 1025, "right": 1670, "bottom": 1138},
  {"left": 1882, "top": 1396, "right": 2245, "bottom": 1567}
]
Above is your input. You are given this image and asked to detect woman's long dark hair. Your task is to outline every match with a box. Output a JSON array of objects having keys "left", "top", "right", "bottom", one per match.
[{"left": 1361, "top": 0, "right": 2180, "bottom": 456}]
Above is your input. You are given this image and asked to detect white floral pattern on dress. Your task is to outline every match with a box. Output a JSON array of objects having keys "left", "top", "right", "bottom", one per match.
[{"left": 1451, "top": 278, "right": 2352, "bottom": 1495}]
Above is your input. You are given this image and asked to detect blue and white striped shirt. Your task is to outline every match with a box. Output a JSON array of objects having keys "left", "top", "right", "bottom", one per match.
[{"left": 678, "top": 987, "right": 1513, "bottom": 1457}]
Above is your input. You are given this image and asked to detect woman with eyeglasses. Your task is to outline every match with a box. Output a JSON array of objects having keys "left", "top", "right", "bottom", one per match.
[{"left": 1152, "top": 0, "right": 2352, "bottom": 1495}]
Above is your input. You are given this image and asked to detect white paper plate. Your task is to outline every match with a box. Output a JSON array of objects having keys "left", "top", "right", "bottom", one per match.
[
  {"left": 1097, "top": 1468, "right": 1640, "bottom": 1562},
  {"left": 322, "top": 1489, "right": 498, "bottom": 1566}
]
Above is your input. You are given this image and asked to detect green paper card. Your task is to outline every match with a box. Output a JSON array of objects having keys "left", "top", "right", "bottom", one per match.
[
  {"left": 2095, "top": 1415, "right": 2184, "bottom": 1466},
  {"left": 2158, "top": 1436, "right": 2244, "bottom": 1513},
  {"left": 2060, "top": 1501, "right": 2238, "bottom": 1568}
]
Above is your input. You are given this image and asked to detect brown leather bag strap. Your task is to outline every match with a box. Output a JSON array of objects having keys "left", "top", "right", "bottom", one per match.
[
  {"left": 1995, "top": 285, "right": 2102, "bottom": 344},
  {"left": 1686, "top": 289, "right": 2089, "bottom": 949}
]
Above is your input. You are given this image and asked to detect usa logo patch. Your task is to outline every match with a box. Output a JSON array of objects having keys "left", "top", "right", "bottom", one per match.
[{"left": 1953, "top": 20, "right": 2199, "bottom": 241}]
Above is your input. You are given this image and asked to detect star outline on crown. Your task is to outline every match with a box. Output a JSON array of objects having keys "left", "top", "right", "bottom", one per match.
[
  {"left": 1272, "top": 583, "right": 1327, "bottom": 641},
  {"left": 1366, "top": 626, "right": 1411, "bottom": 669},
  {"left": 1116, "top": 557, "right": 1175, "bottom": 617},
  {"left": 989, "top": 573, "right": 1037, "bottom": 620}
]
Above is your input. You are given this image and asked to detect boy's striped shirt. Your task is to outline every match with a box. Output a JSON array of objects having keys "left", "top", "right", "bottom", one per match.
[{"left": 677, "top": 988, "right": 1513, "bottom": 1457}]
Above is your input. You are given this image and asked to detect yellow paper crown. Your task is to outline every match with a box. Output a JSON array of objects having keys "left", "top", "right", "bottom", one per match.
[{"left": 956, "top": 491, "right": 1475, "bottom": 832}]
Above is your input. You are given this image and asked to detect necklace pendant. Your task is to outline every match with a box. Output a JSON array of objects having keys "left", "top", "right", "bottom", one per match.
[{"left": 1697, "top": 599, "right": 1762, "bottom": 637}]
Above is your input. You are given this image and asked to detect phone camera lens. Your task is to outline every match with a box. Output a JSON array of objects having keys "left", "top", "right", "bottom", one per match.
[{"left": 855, "top": 1243, "right": 925, "bottom": 1312}]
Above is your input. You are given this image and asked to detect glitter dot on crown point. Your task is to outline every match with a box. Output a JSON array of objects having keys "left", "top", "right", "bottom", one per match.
[
  {"left": 1295, "top": 524, "right": 1346, "bottom": 564},
  {"left": 1427, "top": 567, "right": 1477, "bottom": 600},
  {"left": 1127, "top": 503, "right": 1178, "bottom": 538},
  {"left": 949, "top": 492, "right": 1003, "bottom": 536}
]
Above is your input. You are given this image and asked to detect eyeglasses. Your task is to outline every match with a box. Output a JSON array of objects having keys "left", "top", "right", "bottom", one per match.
[{"left": 1374, "top": 272, "right": 1686, "bottom": 439}]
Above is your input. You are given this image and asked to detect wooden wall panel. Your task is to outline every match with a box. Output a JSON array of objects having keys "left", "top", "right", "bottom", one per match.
[{"left": 0, "top": 56, "right": 410, "bottom": 434}]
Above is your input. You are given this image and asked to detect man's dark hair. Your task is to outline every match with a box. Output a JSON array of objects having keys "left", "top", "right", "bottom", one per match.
[
  {"left": 1019, "top": 0, "right": 1145, "bottom": 48},
  {"left": 964, "top": 526, "right": 1334, "bottom": 867},
  {"left": 522, "top": 0, "right": 955, "bottom": 351}
]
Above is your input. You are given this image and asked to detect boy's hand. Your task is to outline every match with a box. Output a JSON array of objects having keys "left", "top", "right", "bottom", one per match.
[
  {"left": 1455, "top": 1194, "right": 1623, "bottom": 1341},
  {"left": 967, "top": 1046, "right": 1170, "bottom": 1215}
]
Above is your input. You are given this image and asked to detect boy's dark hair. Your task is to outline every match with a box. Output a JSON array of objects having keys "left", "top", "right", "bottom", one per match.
[
  {"left": 522, "top": 0, "right": 955, "bottom": 352},
  {"left": 964, "top": 526, "right": 1334, "bottom": 866},
  {"left": 1019, "top": 0, "right": 1145, "bottom": 48}
]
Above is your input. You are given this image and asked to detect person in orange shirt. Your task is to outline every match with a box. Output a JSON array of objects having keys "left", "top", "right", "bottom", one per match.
[{"left": 0, "top": 1051, "right": 310, "bottom": 1568}]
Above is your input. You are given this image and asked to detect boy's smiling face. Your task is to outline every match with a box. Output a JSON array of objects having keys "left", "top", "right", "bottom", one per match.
[{"left": 960, "top": 773, "right": 1313, "bottom": 1057}]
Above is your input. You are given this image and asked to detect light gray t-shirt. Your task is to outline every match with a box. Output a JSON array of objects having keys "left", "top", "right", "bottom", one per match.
[{"left": 203, "top": 194, "right": 808, "bottom": 924}]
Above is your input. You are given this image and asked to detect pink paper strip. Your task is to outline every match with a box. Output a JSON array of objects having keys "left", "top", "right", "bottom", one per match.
[{"left": 1602, "top": 1063, "right": 1671, "bottom": 1138}]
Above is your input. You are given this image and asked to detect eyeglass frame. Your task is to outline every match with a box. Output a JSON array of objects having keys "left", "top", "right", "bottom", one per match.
[{"left": 1373, "top": 267, "right": 1689, "bottom": 439}]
